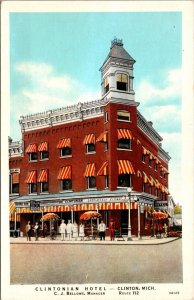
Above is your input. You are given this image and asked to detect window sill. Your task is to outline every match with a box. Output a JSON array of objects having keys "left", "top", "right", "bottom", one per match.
[
  {"left": 29, "top": 160, "right": 38, "bottom": 163},
  {"left": 142, "top": 161, "right": 146, "bottom": 164},
  {"left": 60, "top": 155, "right": 72, "bottom": 158},
  {"left": 86, "top": 188, "right": 97, "bottom": 191},
  {"left": 117, "top": 148, "right": 132, "bottom": 151},
  {"left": 117, "top": 186, "right": 131, "bottom": 189},
  {"left": 59, "top": 190, "right": 73, "bottom": 193},
  {"left": 40, "top": 192, "right": 49, "bottom": 194},
  {"left": 10, "top": 193, "right": 19, "bottom": 196},
  {"left": 40, "top": 158, "right": 49, "bottom": 161},
  {"left": 85, "top": 151, "right": 96, "bottom": 155},
  {"left": 28, "top": 193, "right": 37, "bottom": 195},
  {"left": 117, "top": 119, "right": 131, "bottom": 123}
]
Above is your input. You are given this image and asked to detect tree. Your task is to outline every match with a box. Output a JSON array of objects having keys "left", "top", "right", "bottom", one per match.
[{"left": 174, "top": 203, "right": 182, "bottom": 214}]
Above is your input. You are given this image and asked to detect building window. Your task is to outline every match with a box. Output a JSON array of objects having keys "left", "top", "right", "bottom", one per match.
[
  {"left": 155, "top": 189, "right": 158, "bottom": 197},
  {"left": 116, "top": 73, "right": 128, "bottom": 91},
  {"left": 9, "top": 172, "right": 20, "bottom": 194},
  {"left": 149, "top": 185, "right": 152, "bottom": 194},
  {"left": 142, "top": 183, "right": 146, "bottom": 193},
  {"left": 105, "top": 175, "right": 109, "bottom": 188},
  {"left": 61, "top": 147, "right": 72, "bottom": 157},
  {"left": 41, "top": 182, "right": 48, "bottom": 193},
  {"left": 160, "top": 170, "right": 163, "bottom": 177},
  {"left": 149, "top": 159, "right": 152, "bottom": 167},
  {"left": 104, "top": 77, "right": 109, "bottom": 93},
  {"left": 40, "top": 151, "right": 49, "bottom": 160},
  {"left": 117, "top": 110, "right": 130, "bottom": 121},
  {"left": 29, "top": 152, "right": 38, "bottom": 161},
  {"left": 118, "top": 174, "right": 131, "bottom": 187},
  {"left": 160, "top": 192, "right": 164, "bottom": 201},
  {"left": 87, "top": 176, "right": 96, "bottom": 189},
  {"left": 86, "top": 144, "right": 96, "bottom": 153},
  {"left": 104, "top": 141, "right": 108, "bottom": 151},
  {"left": 104, "top": 111, "right": 108, "bottom": 123},
  {"left": 118, "top": 138, "right": 131, "bottom": 150},
  {"left": 154, "top": 164, "right": 157, "bottom": 171},
  {"left": 61, "top": 179, "right": 72, "bottom": 191},
  {"left": 29, "top": 183, "right": 37, "bottom": 194},
  {"left": 142, "top": 154, "right": 146, "bottom": 163}
]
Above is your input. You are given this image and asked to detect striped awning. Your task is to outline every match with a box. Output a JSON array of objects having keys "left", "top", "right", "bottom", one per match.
[
  {"left": 12, "top": 172, "right": 19, "bottom": 184},
  {"left": 137, "top": 170, "right": 142, "bottom": 177},
  {"left": 84, "top": 163, "right": 96, "bottom": 177},
  {"left": 38, "top": 142, "right": 48, "bottom": 152},
  {"left": 57, "top": 138, "right": 71, "bottom": 149},
  {"left": 97, "top": 161, "right": 109, "bottom": 176},
  {"left": 10, "top": 201, "right": 15, "bottom": 215},
  {"left": 149, "top": 176, "right": 155, "bottom": 186},
  {"left": 143, "top": 171, "right": 150, "bottom": 183},
  {"left": 37, "top": 169, "right": 48, "bottom": 182},
  {"left": 96, "top": 132, "right": 107, "bottom": 142},
  {"left": 25, "top": 171, "right": 37, "bottom": 183},
  {"left": 154, "top": 156, "right": 161, "bottom": 164},
  {"left": 26, "top": 144, "right": 37, "bottom": 153},
  {"left": 57, "top": 166, "right": 71, "bottom": 180},
  {"left": 118, "top": 160, "right": 135, "bottom": 174},
  {"left": 142, "top": 146, "right": 149, "bottom": 155},
  {"left": 154, "top": 179, "right": 160, "bottom": 188},
  {"left": 117, "top": 129, "right": 132, "bottom": 140},
  {"left": 83, "top": 134, "right": 95, "bottom": 145}
]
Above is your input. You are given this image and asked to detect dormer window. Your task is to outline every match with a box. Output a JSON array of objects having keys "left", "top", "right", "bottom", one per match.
[{"left": 116, "top": 73, "right": 128, "bottom": 91}]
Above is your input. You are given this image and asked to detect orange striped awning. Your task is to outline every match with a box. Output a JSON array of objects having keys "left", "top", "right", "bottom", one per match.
[
  {"left": 57, "top": 138, "right": 71, "bottom": 149},
  {"left": 12, "top": 172, "right": 19, "bottom": 184},
  {"left": 142, "top": 146, "right": 149, "bottom": 155},
  {"left": 149, "top": 176, "right": 155, "bottom": 186},
  {"left": 25, "top": 171, "right": 37, "bottom": 183},
  {"left": 97, "top": 161, "right": 109, "bottom": 176},
  {"left": 38, "top": 142, "right": 48, "bottom": 152},
  {"left": 154, "top": 179, "right": 160, "bottom": 188},
  {"left": 57, "top": 166, "right": 71, "bottom": 180},
  {"left": 117, "top": 129, "right": 133, "bottom": 140},
  {"left": 143, "top": 171, "right": 150, "bottom": 183},
  {"left": 96, "top": 132, "right": 107, "bottom": 142},
  {"left": 37, "top": 169, "right": 48, "bottom": 182},
  {"left": 10, "top": 201, "right": 15, "bottom": 215},
  {"left": 83, "top": 134, "right": 95, "bottom": 145},
  {"left": 26, "top": 144, "right": 37, "bottom": 153},
  {"left": 117, "top": 160, "right": 135, "bottom": 175},
  {"left": 137, "top": 170, "right": 142, "bottom": 177},
  {"left": 84, "top": 163, "right": 96, "bottom": 177}
]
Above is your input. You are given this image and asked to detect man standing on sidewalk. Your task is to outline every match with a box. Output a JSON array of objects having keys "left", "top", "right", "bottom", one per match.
[
  {"left": 34, "top": 222, "right": 39, "bottom": 241},
  {"left": 59, "top": 219, "right": 66, "bottom": 241},
  {"left": 26, "top": 221, "right": 31, "bottom": 241},
  {"left": 98, "top": 220, "right": 106, "bottom": 240},
  {"left": 66, "top": 220, "right": 73, "bottom": 241}
]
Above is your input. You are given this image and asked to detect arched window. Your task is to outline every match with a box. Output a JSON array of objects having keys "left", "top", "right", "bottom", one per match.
[{"left": 116, "top": 73, "right": 128, "bottom": 91}]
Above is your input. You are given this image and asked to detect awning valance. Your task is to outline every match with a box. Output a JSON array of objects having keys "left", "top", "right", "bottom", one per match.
[
  {"left": 10, "top": 201, "right": 15, "bottom": 215},
  {"left": 149, "top": 176, "right": 155, "bottom": 186},
  {"left": 37, "top": 169, "right": 48, "bottom": 182},
  {"left": 25, "top": 171, "right": 37, "bottom": 183},
  {"left": 154, "top": 179, "right": 160, "bottom": 188},
  {"left": 117, "top": 129, "right": 132, "bottom": 140},
  {"left": 137, "top": 170, "right": 142, "bottom": 177},
  {"left": 12, "top": 172, "right": 19, "bottom": 184},
  {"left": 57, "top": 166, "right": 71, "bottom": 180},
  {"left": 97, "top": 161, "right": 109, "bottom": 176},
  {"left": 57, "top": 138, "right": 71, "bottom": 149},
  {"left": 83, "top": 134, "right": 95, "bottom": 145},
  {"left": 142, "top": 146, "right": 150, "bottom": 156},
  {"left": 96, "top": 132, "right": 107, "bottom": 142},
  {"left": 26, "top": 144, "right": 37, "bottom": 153},
  {"left": 118, "top": 160, "right": 135, "bottom": 175},
  {"left": 143, "top": 171, "right": 150, "bottom": 183},
  {"left": 38, "top": 142, "right": 48, "bottom": 152},
  {"left": 84, "top": 163, "right": 96, "bottom": 177}
]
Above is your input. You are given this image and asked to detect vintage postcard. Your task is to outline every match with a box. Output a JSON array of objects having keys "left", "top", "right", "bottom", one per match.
[{"left": 1, "top": 1, "right": 194, "bottom": 300}]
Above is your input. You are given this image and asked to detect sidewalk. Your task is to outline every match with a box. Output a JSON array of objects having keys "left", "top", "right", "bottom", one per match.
[{"left": 10, "top": 235, "right": 180, "bottom": 245}]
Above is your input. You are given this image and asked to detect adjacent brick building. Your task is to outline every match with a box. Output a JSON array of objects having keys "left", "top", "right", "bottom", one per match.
[{"left": 9, "top": 39, "right": 170, "bottom": 237}]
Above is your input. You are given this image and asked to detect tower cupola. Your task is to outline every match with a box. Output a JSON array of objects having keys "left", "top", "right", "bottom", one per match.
[{"left": 100, "top": 38, "right": 136, "bottom": 104}]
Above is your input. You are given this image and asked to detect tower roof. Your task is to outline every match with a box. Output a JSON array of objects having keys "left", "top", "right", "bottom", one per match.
[{"left": 100, "top": 38, "right": 136, "bottom": 69}]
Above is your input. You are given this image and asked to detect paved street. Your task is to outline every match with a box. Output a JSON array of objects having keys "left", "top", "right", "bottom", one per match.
[{"left": 10, "top": 238, "right": 182, "bottom": 284}]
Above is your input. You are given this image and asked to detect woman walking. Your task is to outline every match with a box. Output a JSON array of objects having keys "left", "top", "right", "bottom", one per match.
[{"left": 59, "top": 220, "right": 66, "bottom": 241}]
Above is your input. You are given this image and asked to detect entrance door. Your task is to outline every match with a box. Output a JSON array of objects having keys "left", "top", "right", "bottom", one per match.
[{"left": 121, "top": 210, "right": 128, "bottom": 235}]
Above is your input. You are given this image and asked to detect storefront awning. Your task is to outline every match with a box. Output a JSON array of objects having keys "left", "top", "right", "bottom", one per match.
[
  {"left": 137, "top": 170, "right": 142, "bottom": 177},
  {"left": 143, "top": 171, "right": 150, "bottom": 183},
  {"left": 10, "top": 201, "right": 15, "bottom": 215},
  {"left": 25, "top": 171, "right": 37, "bottom": 183},
  {"left": 149, "top": 176, "right": 155, "bottom": 186},
  {"left": 142, "top": 146, "right": 150, "bottom": 156},
  {"left": 118, "top": 160, "right": 135, "bottom": 175},
  {"left": 57, "top": 166, "right": 71, "bottom": 180},
  {"left": 38, "top": 142, "right": 48, "bottom": 152},
  {"left": 117, "top": 129, "right": 133, "bottom": 140},
  {"left": 83, "top": 134, "right": 95, "bottom": 145},
  {"left": 84, "top": 163, "right": 96, "bottom": 177},
  {"left": 96, "top": 132, "right": 107, "bottom": 142},
  {"left": 154, "top": 179, "right": 160, "bottom": 188},
  {"left": 57, "top": 138, "right": 71, "bottom": 149},
  {"left": 37, "top": 169, "right": 48, "bottom": 182},
  {"left": 26, "top": 144, "right": 37, "bottom": 153},
  {"left": 97, "top": 161, "right": 109, "bottom": 176}
]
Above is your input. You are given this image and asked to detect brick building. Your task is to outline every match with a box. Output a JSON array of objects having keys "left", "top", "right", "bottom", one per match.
[{"left": 9, "top": 39, "right": 170, "bottom": 238}]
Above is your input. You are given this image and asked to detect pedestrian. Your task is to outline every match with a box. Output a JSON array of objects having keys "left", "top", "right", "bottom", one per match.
[
  {"left": 66, "top": 220, "right": 73, "bottom": 241},
  {"left": 43, "top": 223, "right": 47, "bottom": 238},
  {"left": 72, "top": 221, "right": 78, "bottom": 241},
  {"left": 98, "top": 220, "right": 106, "bottom": 241},
  {"left": 34, "top": 222, "right": 39, "bottom": 241},
  {"left": 79, "top": 222, "right": 85, "bottom": 241},
  {"left": 109, "top": 218, "right": 115, "bottom": 241},
  {"left": 50, "top": 225, "right": 56, "bottom": 240},
  {"left": 59, "top": 219, "right": 66, "bottom": 241},
  {"left": 26, "top": 221, "right": 31, "bottom": 241},
  {"left": 163, "top": 223, "right": 168, "bottom": 238}
]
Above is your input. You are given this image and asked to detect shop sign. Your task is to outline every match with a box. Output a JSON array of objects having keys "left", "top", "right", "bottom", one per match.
[{"left": 30, "top": 200, "right": 40, "bottom": 211}]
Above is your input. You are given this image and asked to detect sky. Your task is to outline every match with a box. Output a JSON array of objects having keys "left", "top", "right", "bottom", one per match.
[{"left": 9, "top": 12, "right": 182, "bottom": 204}]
